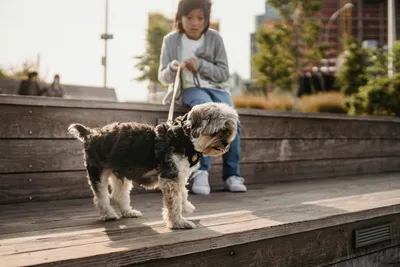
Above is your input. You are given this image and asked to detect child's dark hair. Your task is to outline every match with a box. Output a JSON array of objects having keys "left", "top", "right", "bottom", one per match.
[{"left": 174, "top": 0, "right": 212, "bottom": 33}]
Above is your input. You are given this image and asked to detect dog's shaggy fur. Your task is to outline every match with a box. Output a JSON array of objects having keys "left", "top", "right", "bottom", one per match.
[{"left": 68, "top": 102, "right": 239, "bottom": 229}]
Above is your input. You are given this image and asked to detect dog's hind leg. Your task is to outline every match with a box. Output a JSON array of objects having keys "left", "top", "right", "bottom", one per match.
[
  {"left": 87, "top": 168, "right": 120, "bottom": 221},
  {"left": 109, "top": 175, "right": 142, "bottom": 218},
  {"left": 159, "top": 178, "right": 196, "bottom": 229}
]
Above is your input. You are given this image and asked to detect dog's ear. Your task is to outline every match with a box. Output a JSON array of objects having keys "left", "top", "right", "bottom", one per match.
[{"left": 187, "top": 108, "right": 203, "bottom": 138}]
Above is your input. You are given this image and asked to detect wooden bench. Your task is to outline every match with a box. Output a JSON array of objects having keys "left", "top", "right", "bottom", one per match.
[{"left": 1, "top": 94, "right": 400, "bottom": 266}]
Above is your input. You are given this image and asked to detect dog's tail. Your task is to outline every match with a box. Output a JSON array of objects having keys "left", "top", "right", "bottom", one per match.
[{"left": 68, "top": 123, "right": 92, "bottom": 142}]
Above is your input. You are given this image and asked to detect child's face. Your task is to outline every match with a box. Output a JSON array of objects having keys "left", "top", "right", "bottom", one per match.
[{"left": 182, "top": 8, "right": 205, "bottom": 40}]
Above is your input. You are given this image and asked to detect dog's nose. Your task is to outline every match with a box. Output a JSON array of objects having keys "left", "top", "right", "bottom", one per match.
[{"left": 222, "top": 141, "right": 228, "bottom": 147}]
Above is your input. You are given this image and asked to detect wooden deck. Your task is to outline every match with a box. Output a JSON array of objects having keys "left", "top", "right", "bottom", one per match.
[{"left": 1, "top": 173, "right": 400, "bottom": 267}]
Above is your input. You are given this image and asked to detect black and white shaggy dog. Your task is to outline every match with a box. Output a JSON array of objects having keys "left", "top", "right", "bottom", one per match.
[{"left": 68, "top": 102, "right": 239, "bottom": 229}]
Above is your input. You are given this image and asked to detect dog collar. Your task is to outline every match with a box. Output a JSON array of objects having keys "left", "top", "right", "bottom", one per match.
[
  {"left": 188, "top": 151, "right": 202, "bottom": 167},
  {"left": 182, "top": 147, "right": 202, "bottom": 167}
]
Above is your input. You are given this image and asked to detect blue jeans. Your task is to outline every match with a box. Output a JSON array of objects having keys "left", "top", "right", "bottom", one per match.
[{"left": 182, "top": 87, "right": 241, "bottom": 181}]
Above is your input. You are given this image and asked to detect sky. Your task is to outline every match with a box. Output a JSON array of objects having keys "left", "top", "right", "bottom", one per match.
[{"left": 0, "top": 0, "right": 265, "bottom": 102}]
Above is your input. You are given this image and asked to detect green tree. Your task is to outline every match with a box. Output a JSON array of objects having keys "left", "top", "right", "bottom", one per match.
[
  {"left": 345, "top": 40, "right": 400, "bottom": 117},
  {"left": 134, "top": 13, "right": 170, "bottom": 84},
  {"left": 253, "top": 0, "right": 325, "bottom": 92},
  {"left": 346, "top": 73, "right": 400, "bottom": 117},
  {"left": 336, "top": 35, "right": 369, "bottom": 95},
  {"left": 391, "top": 40, "right": 400, "bottom": 73},
  {"left": 366, "top": 47, "right": 388, "bottom": 78}
]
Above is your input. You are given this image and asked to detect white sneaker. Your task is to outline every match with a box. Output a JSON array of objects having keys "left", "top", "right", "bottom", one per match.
[
  {"left": 224, "top": 176, "right": 247, "bottom": 192},
  {"left": 191, "top": 170, "right": 211, "bottom": 195}
]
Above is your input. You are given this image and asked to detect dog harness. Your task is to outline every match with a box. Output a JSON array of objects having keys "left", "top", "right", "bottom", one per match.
[{"left": 168, "top": 115, "right": 203, "bottom": 168}]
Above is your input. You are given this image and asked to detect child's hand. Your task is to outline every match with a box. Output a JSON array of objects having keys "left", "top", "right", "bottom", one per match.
[
  {"left": 185, "top": 59, "right": 197, "bottom": 72},
  {"left": 171, "top": 60, "right": 186, "bottom": 71}
]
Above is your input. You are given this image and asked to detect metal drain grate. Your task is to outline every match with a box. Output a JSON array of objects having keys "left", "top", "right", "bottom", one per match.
[{"left": 354, "top": 223, "right": 392, "bottom": 248}]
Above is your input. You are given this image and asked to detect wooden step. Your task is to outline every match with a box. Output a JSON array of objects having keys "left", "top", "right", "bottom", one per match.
[
  {"left": 1, "top": 94, "right": 400, "bottom": 204},
  {"left": 1, "top": 173, "right": 399, "bottom": 267}
]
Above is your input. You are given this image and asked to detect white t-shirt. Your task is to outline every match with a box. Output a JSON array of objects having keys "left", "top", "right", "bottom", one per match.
[{"left": 180, "top": 33, "right": 217, "bottom": 90}]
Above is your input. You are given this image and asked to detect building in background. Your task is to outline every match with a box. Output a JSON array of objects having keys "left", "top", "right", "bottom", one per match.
[
  {"left": 228, "top": 72, "right": 246, "bottom": 96},
  {"left": 250, "top": 2, "right": 281, "bottom": 79},
  {"left": 322, "top": 0, "right": 400, "bottom": 62},
  {"left": 250, "top": 0, "right": 400, "bottom": 77}
]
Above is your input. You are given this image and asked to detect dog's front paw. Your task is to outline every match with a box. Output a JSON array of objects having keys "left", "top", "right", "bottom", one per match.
[
  {"left": 100, "top": 210, "right": 121, "bottom": 221},
  {"left": 183, "top": 202, "right": 195, "bottom": 214},
  {"left": 122, "top": 209, "right": 143, "bottom": 218},
  {"left": 167, "top": 218, "right": 196, "bottom": 229}
]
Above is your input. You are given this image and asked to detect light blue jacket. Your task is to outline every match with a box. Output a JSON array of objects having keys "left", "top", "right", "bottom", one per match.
[{"left": 158, "top": 29, "right": 231, "bottom": 104}]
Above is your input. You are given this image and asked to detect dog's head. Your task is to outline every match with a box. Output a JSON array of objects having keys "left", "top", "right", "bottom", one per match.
[{"left": 185, "top": 102, "right": 239, "bottom": 157}]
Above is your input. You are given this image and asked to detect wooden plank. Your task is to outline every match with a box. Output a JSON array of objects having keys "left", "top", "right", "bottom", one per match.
[
  {"left": 2, "top": 94, "right": 400, "bottom": 123},
  {"left": 0, "top": 170, "right": 161, "bottom": 205},
  {"left": 2, "top": 95, "right": 400, "bottom": 140},
  {"left": 211, "top": 156, "right": 400, "bottom": 185},
  {"left": 213, "top": 139, "right": 400, "bottom": 164},
  {"left": 2, "top": 138, "right": 400, "bottom": 173},
  {"left": 2, "top": 173, "right": 399, "bottom": 234},
  {"left": 131, "top": 214, "right": 400, "bottom": 267},
  {"left": 2, "top": 157, "right": 400, "bottom": 204},
  {"left": 0, "top": 188, "right": 277, "bottom": 233},
  {"left": 328, "top": 246, "right": 400, "bottom": 267},
  {"left": 0, "top": 105, "right": 166, "bottom": 139},
  {"left": 61, "top": 84, "right": 117, "bottom": 101},
  {"left": 3, "top": 212, "right": 399, "bottom": 267},
  {"left": 0, "top": 139, "right": 84, "bottom": 173},
  {"left": 236, "top": 107, "right": 400, "bottom": 123},
  {"left": 0, "top": 171, "right": 91, "bottom": 204},
  {"left": 0, "top": 173, "right": 399, "bottom": 266},
  {"left": 240, "top": 115, "right": 400, "bottom": 139},
  {"left": 0, "top": 94, "right": 183, "bottom": 112},
  {"left": 3, "top": 205, "right": 400, "bottom": 263},
  {"left": 3, "top": 173, "right": 398, "bottom": 226}
]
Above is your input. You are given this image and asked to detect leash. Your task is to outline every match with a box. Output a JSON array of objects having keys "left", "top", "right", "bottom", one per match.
[
  {"left": 167, "top": 65, "right": 182, "bottom": 124},
  {"left": 166, "top": 65, "right": 201, "bottom": 124},
  {"left": 165, "top": 65, "right": 203, "bottom": 167}
]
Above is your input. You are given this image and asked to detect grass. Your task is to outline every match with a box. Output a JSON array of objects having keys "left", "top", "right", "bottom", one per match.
[
  {"left": 298, "top": 92, "right": 347, "bottom": 114},
  {"left": 233, "top": 93, "right": 294, "bottom": 111},
  {"left": 233, "top": 91, "right": 347, "bottom": 114}
]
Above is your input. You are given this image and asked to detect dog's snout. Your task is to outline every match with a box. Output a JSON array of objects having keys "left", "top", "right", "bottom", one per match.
[{"left": 222, "top": 140, "right": 229, "bottom": 147}]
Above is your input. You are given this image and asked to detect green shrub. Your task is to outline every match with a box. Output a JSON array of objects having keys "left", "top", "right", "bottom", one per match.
[
  {"left": 346, "top": 74, "right": 400, "bottom": 117},
  {"left": 336, "top": 35, "right": 369, "bottom": 95}
]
